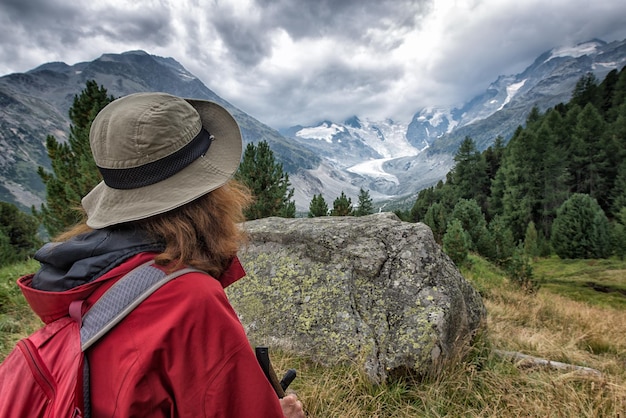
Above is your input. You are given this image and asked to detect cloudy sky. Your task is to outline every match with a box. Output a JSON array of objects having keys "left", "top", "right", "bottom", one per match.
[{"left": 1, "top": 0, "right": 626, "bottom": 129}]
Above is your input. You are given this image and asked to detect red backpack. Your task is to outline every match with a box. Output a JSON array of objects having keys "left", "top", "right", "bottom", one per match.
[{"left": 0, "top": 261, "right": 197, "bottom": 418}]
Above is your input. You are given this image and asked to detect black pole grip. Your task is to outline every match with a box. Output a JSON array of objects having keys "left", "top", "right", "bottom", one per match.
[
  {"left": 280, "top": 369, "right": 297, "bottom": 391},
  {"left": 255, "top": 346, "right": 286, "bottom": 398}
]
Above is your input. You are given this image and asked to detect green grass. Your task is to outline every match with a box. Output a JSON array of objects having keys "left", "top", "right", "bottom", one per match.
[
  {"left": 2, "top": 256, "right": 626, "bottom": 417},
  {"left": 0, "top": 259, "right": 41, "bottom": 353},
  {"left": 532, "top": 256, "right": 626, "bottom": 309}
]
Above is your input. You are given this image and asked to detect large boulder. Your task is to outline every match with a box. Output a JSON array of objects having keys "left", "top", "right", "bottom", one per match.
[{"left": 229, "top": 212, "right": 486, "bottom": 383}]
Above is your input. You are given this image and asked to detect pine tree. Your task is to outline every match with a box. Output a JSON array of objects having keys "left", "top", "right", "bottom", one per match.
[
  {"left": 308, "top": 194, "right": 329, "bottom": 217},
  {"left": 354, "top": 188, "right": 374, "bottom": 216},
  {"left": 36, "top": 80, "right": 114, "bottom": 237},
  {"left": 611, "top": 208, "right": 626, "bottom": 260},
  {"left": 235, "top": 140, "right": 296, "bottom": 220},
  {"left": 451, "top": 136, "right": 489, "bottom": 209},
  {"left": 485, "top": 215, "right": 515, "bottom": 265},
  {"left": 423, "top": 202, "right": 447, "bottom": 244},
  {"left": 443, "top": 219, "right": 469, "bottom": 266},
  {"left": 483, "top": 136, "right": 505, "bottom": 183},
  {"left": 611, "top": 161, "right": 626, "bottom": 215},
  {"left": 410, "top": 186, "right": 437, "bottom": 222},
  {"left": 495, "top": 128, "right": 539, "bottom": 241},
  {"left": 611, "top": 223, "right": 626, "bottom": 260},
  {"left": 506, "top": 243, "right": 536, "bottom": 292},
  {"left": 536, "top": 118, "right": 570, "bottom": 237},
  {"left": 569, "top": 104, "right": 609, "bottom": 205},
  {"left": 523, "top": 221, "right": 539, "bottom": 260},
  {"left": 599, "top": 68, "right": 620, "bottom": 118},
  {"left": 571, "top": 72, "right": 601, "bottom": 109},
  {"left": 608, "top": 67, "right": 626, "bottom": 122},
  {"left": 450, "top": 198, "right": 488, "bottom": 252},
  {"left": 551, "top": 193, "right": 611, "bottom": 259},
  {"left": 0, "top": 202, "right": 41, "bottom": 266},
  {"left": 330, "top": 191, "right": 353, "bottom": 216}
]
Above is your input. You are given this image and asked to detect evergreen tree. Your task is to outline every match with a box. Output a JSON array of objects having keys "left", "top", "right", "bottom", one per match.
[
  {"left": 36, "top": 80, "right": 114, "bottom": 237},
  {"left": 523, "top": 221, "right": 539, "bottom": 260},
  {"left": 608, "top": 67, "right": 626, "bottom": 121},
  {"left": 450, "top": 198, "right": 488, "bottom": 253},
  {"left": 451, "top": 136, "right": 489, "bottom": 210},
  {"left": 507, "top": 243, "right": 536, "bottom": 292},
  {"left": 443, "top": 219, "right": 469, "bottom": 266},
  {"left": 235, "top": 140, "right": 296, "bottom": 219},
  {"left": 0, "top": 202, "right": 41, "bottom": 266},
  {"left": 330, "top": 192, "right": 353, "bottom": 216},
  {"left": 496, "top": 127, "right": 543, "bottom": 241},
  {"left": 423, "top": 202, "right": 447, "bottom": 244},
  {"left": 570, "top": 72, "right": 601, "bottom": 109},
  {"left": 551, "top": 193, "right": 611, "bottom": 259},
  {"left": 410, "top": 186, "right": 437, "bottom": 222},
  {"left": 0, "top": 231, "right": 14, "bottom": 268},
  {"left": 488, "top": 162, "right": 507, "bottom": 219},
  {"left": 599, "top": 68, "right": 620, "bottom": 118},
  {"left": 483, "top": 136, "right": 506, "bottom": 184},
  {"left": 525, "top": 105, "right": 543, "bottom": 128},
  {"left": 611, "top": 208, "right": 626, "bottom": 260},
  {"left": 611, "top": 161, "right": 626, "bottom": 215},
  {"left": 308, "top": 194, "right": 329, "bottom": 217},
  {"left": 611, "top": 222, "right": 626, "bottom": 260},
  {"left": 354, "top": 188, "right": 374, "bottom": 216},
  {"left": 485, "top": 215, "right": 515, "bottom": 265},
  {"left": 535, "top": 119, "right": 570, "bottom": 237},
  {"left": 568, "top": 103, "right": 608, "bottom": 203}
]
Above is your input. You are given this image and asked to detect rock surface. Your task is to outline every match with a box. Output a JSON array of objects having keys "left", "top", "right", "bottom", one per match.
[{"left": 229, "top": 212, "right": 486, "bottom": 383}]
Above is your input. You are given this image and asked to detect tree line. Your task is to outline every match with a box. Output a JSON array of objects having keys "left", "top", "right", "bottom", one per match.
[{"left": 394, "top": 66, "right": 626, "bottom": 286}]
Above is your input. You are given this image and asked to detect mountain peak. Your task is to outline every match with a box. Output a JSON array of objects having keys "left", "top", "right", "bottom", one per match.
[
  {"left": 121, "top": 50, "right": 150, "bottom": 56},
  {"left": 547, "top": 39, "right": 606, "bottom": 61},
  {"left": 344, "top": 115, "right": 362, "bottom": 128}
]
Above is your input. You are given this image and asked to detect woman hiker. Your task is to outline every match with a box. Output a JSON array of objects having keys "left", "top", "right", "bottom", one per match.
[{"left": 16, "top": 92, "right": 305, "bottom": 417}]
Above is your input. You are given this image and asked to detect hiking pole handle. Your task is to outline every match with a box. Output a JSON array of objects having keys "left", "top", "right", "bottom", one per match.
[{"left": 255, "top": 346, "right": 294, "bottom": 398}]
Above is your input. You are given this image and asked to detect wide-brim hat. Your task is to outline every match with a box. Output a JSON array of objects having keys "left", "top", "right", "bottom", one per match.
[{"left": 82, "top": 92, "right": 242, "bottom": 229}]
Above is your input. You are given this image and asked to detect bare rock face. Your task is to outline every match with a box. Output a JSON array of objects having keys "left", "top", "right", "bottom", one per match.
[{"left": 229, "top": 212, "right": 486, "bottom": 383}]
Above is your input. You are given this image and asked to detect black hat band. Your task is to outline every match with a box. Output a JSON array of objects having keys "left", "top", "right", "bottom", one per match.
[{"left": 98, "top": 128, "right": 213, "bottom": 190}]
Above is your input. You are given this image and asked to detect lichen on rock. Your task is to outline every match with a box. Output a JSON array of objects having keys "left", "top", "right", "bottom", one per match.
[{"left": 228, "top": 212, "right": 486, "bottom": 383}]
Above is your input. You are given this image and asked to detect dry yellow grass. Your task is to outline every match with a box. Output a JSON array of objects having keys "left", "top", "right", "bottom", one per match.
[
  {"left": 2, "top": 257, "right": 625, "bottom": 416},
  {"left": 271, "top": 256, "right": 626, "bottom": 417}
]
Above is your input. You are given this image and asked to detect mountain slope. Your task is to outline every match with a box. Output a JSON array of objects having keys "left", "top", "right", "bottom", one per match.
[
  {"left": 424, "top": 38, "right": 626, "bottom": 153},
  {"left": 0, "top": 50, "right": 319, "bottom": 211}
]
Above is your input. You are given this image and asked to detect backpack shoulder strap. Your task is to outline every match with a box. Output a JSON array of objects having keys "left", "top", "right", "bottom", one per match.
[{"left": 80, "top": 260, "right": 202, "bottom": 351}]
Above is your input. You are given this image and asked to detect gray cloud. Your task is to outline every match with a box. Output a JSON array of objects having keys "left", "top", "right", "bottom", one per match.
[
  {"left": 1, "top": 0, "right": 626, "bottom": 129},
  {"left": 256, "top": 0, "right": 431, "bottom": 40}
]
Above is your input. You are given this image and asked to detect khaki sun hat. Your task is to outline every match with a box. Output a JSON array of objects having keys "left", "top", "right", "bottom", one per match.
[{"left": 82, "top": 92, "right": 242, "bottom": 229}]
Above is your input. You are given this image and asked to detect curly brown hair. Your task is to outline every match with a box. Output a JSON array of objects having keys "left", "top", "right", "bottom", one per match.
[{"left": 56, "top": 180, "right": 252, "bottom": 278}]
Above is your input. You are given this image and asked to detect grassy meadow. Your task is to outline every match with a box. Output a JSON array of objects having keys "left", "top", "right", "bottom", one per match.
[{"left": 1, "top": 256, "right": 624, "bottom": 417}]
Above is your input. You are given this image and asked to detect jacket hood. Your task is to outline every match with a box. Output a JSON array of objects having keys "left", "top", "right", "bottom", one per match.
[
  {"left": 32, "top": 227, "right": 164, "bottom": 291},
  {"left": 20, "top": 228, "right": 246, "bottom": 324}
]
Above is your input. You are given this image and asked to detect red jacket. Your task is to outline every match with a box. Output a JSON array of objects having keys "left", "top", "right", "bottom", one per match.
[{"left": 18, "top": 252, "right": 284, "bottom": 417}]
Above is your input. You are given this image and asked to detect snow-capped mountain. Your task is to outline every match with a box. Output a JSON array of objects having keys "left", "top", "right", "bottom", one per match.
[
  {"left": 283, "top": 38, "right": 626, "bottom": 209},
  {"left": 426, "top": 38, "right": 626, "bottom": 153},
  {"left": 281, "top": 116, "right": 448, "bottom": 209},
  {"left": 0, "top": 38, "right": 625, "bottom": 214}
]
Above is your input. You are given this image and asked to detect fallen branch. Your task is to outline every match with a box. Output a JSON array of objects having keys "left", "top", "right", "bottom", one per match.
[{"left": 494, "top": 349, "right": 603, "bottom": 377}]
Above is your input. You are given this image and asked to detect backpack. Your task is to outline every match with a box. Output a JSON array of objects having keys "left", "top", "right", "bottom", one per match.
[{"left": 0, "top": 260, "right": 198, "bottom": 418}]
